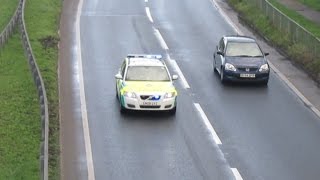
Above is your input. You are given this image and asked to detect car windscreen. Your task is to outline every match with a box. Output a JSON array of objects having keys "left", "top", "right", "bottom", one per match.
[
  {"left": 125, "top": 66, "right": 170, "bottom": 81},
  {"left": 225, "top": 42, "right": 263, "bottom": 57}
]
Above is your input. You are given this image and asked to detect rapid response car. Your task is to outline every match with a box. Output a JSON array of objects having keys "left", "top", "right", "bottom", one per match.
[{"left": 115, "top": 54, "right": 178, "bottom": 114}]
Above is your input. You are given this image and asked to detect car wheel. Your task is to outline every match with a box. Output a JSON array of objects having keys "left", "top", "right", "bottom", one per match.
[
  {"left": 213, "top": 59, "right": 218, "bottom": 73},
  {"left": 116, "top": 85, "right": 119, "bottom": 98},
  {"left": 119, "top": 97, "right": 127, "bottom": 114},
  {"left": 220, "top": 67, "right": 226, "bottom": 84},
  {"left": 168, "top": 106, "right": 176, "bottom": 115},
  {"left": 120, "top": 106, "right": 127, "bottom": 114},
  {"left": 261, "top": 79, "right": 269, "bottom": 86}
]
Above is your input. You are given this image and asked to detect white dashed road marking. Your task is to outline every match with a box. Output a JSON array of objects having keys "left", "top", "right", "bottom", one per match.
[
  {"left": 145, "top": 7, "right": 154, "bottom": 23},
  {"left": 231, "top": 168, "right": 244, "bottom": 180},
  {"left": 194, "top": 103, "right": 222, "bottom": 145},
  {"left": 154, "top": 28, "right": 169, "bottom": 50},
  {"left": 167, "top": 58, "right": 191, "bottom": 89}
]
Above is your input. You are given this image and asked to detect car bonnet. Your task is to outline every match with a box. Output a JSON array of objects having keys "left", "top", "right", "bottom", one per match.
[
  {"left": 225, "top": 56, "right": 266, "bottom": 67},
  {"left": 121, "top": 81, "right": 176, "bottom": 93}
]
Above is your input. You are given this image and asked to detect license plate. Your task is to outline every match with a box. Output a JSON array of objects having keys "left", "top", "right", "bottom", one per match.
[
  {"left": 240, "top": 74, "right": 255, "bottom": 78},
  {"left": 142, "top": 101, "right": 158, "bottom": 106}
]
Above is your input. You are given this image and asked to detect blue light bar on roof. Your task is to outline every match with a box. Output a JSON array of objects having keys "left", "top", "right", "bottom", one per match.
[{"left": 127, "top": 54, "right": 162, "bottom": 60}]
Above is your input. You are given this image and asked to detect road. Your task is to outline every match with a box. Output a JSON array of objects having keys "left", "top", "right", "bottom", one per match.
[{"left": 59, "top": 0, "right": 320, "bottom": 179}]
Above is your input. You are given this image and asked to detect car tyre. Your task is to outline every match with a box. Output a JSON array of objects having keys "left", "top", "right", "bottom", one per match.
[
  {"left": 213, "top": 59, "right": 218, "bottom": 73},
  {"left": 220, "top": 67, "right": 227, "bottom": 84},
  {"left": 261, "top": 79, "right": 269, "bottom": 86},
  {"left": 168, "top": 106, "right": 176, "bottom": 115},
  {"left": 120, "top": 104, "right": 127, "bottom": 114},
  {"left": 116, "top": 85, "right": 119, "bottom": 98},
  {"left": 119, "top": 97, "right": 127, "bottom": 114}
]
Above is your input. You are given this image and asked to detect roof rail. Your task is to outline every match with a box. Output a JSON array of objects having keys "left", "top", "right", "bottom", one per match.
[{"left": 127, "top": 54, "right": 162, "bottom": 60}]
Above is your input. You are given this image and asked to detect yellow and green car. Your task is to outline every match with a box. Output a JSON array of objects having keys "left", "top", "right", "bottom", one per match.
[{"left": 115, "top": 54, "right": 178, "bottom": 114}]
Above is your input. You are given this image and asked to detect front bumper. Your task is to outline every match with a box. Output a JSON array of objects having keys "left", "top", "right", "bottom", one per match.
[
  {"left": 224, "top": 70, "right": 269, "bottom": 82},
  {"left": 121, "top": 96, "right": 177, "bottom": 111}
]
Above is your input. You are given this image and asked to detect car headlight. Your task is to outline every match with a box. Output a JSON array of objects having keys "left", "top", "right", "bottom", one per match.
[
  {"left": 164, "top": 92, "right": 176, "bottom": 99},
  {"left": 225, "top": 63, "right": 236, "bottom": 71},
  {"left": 259, "top": 64, "right": 269, "bottom": 72},
  {"left": 123, "top": 91, "right": 137, "bottom": 98}
]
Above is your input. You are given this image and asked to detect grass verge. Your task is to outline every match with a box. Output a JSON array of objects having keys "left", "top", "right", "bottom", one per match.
[
  {"left": 227, "top": 0, "right": 320, "bottom": 82},
  {"left": 269, "top": 0, "right": 320, "bottom": 38},
  {"left": 24, "top": 0, "right": 61, "bottom": 179},
  {"left": 0, "top": 0, "right": 19, "bottom": 30},
  {"left": 0, "top": 31, "right": 40, "bottom": 179},
  {"left": 297, "top": 0, "right": 320, "bottom": 11}
]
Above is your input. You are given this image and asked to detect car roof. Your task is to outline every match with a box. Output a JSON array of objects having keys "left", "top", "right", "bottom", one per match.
[
  {"left": 224, "top": 35, "right": 256, "bottom": 43},
  {"left": 128, "top": 58, "right": 165, "bottom": 66}
]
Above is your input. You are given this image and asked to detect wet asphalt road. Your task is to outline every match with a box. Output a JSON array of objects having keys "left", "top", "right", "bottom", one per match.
[{"left": 60, "top": 0, "right": 320, "bottom": 179}]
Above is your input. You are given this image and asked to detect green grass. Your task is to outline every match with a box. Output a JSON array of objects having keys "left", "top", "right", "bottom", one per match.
[
  {"left": 0, "top": 32, "right": 40, "bottom": 179},
  {"left": 297, "top": 0, "right": 320, "bottom": 11},
  {"left": 228, "top": 0, "right": 320, "bottom": 81},
  {"left": 0, "top": 0, "right": 19, "bottom": 31},
  {"left": 233, "top": 0, "right": 291, "bottom": 46},
  {"left": 271, "top": 0, "right": 320, "bottom": 38},
  {"left": 24, "top": 0, "right": 61, "bottom": 179}
]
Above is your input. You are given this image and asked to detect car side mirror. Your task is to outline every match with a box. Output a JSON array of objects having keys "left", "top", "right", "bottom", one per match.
[
  {"left": 217, "top": 51, "right": 224, "bottom": 56},
  {"left": 115, "top": 73, "right": 123, "bottom": 79},
  {"left": 264, "top": 52, "right": 269, "bottom": 56},
  {"left": 172, "top": 75, "right": 178, "bottom": 80}
]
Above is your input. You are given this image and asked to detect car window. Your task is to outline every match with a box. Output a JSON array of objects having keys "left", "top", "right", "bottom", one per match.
[
  {"left": 125, "top": 66, "right": 170, "bottom": 81},
  {"left": 219, "top": 38, "right": 225, "bottom": 52},
  {"left": 120, "top": 61, "right": 126, "bottom": 76},
  {"left": 225, "top": 42, "right": 263, "bottom": 57}
]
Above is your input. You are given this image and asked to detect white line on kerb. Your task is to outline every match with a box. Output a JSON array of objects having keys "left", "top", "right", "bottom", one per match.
[
  {"left": 145, "top": 7, "right": 154, "bottom": 23},
  {"left": 76, "top": 0, "right": 95, "bottom": 179},
  {"left": 154, "top": 28, "right": 169, "bottom": 50},
  {"left": 168, "top": 58, "right": 190, "bottom": 89},
  {"left": 194, "top": 103, "right": 222, "bottom": 144},
  {"left": 231, "top": 168, "right": 244, "bottom": 180}
]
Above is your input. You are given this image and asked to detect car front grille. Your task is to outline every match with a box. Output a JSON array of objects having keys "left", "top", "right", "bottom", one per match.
[
  {"left": 237, "top": 67, "right": 258, "bottom": 72},
  {"left": 140, "top": 95, "right": 161, "bottom": 100},
  {"left": 140, "top": 95, "right": 151, "bottom": 100},
  {"left": 140, "top": 105, "right": 161, "bottom": 109}
]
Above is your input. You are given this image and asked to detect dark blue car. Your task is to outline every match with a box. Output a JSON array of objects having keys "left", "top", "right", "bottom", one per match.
[{"left": 213, "top": 35, "right": 270, "bottom": 85}]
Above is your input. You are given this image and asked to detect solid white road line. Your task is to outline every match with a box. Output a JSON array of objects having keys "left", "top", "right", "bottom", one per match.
[
  {"left": 167, "top": 58, "right": 190, "bottom": 89},
  {"left": 209, "top": 0, "right": 241, "bottom": 34},
  {"left": 231, "top": 168, "right": 244, "bottom": 180},
  {"left": 145, "top": 7, "right": 154, "bottom": 23},
  {"left": 194, "top": 103, "right": 222, "bottom": 145},
  {"left": 154, "top": 28, "right": 169, "bottom": 50},
  {"left": 268, "top": 62, "right": 320, "bottom": 118},
  {"left": 76, "top": 0, "right": 95, "bottom": 179}
]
